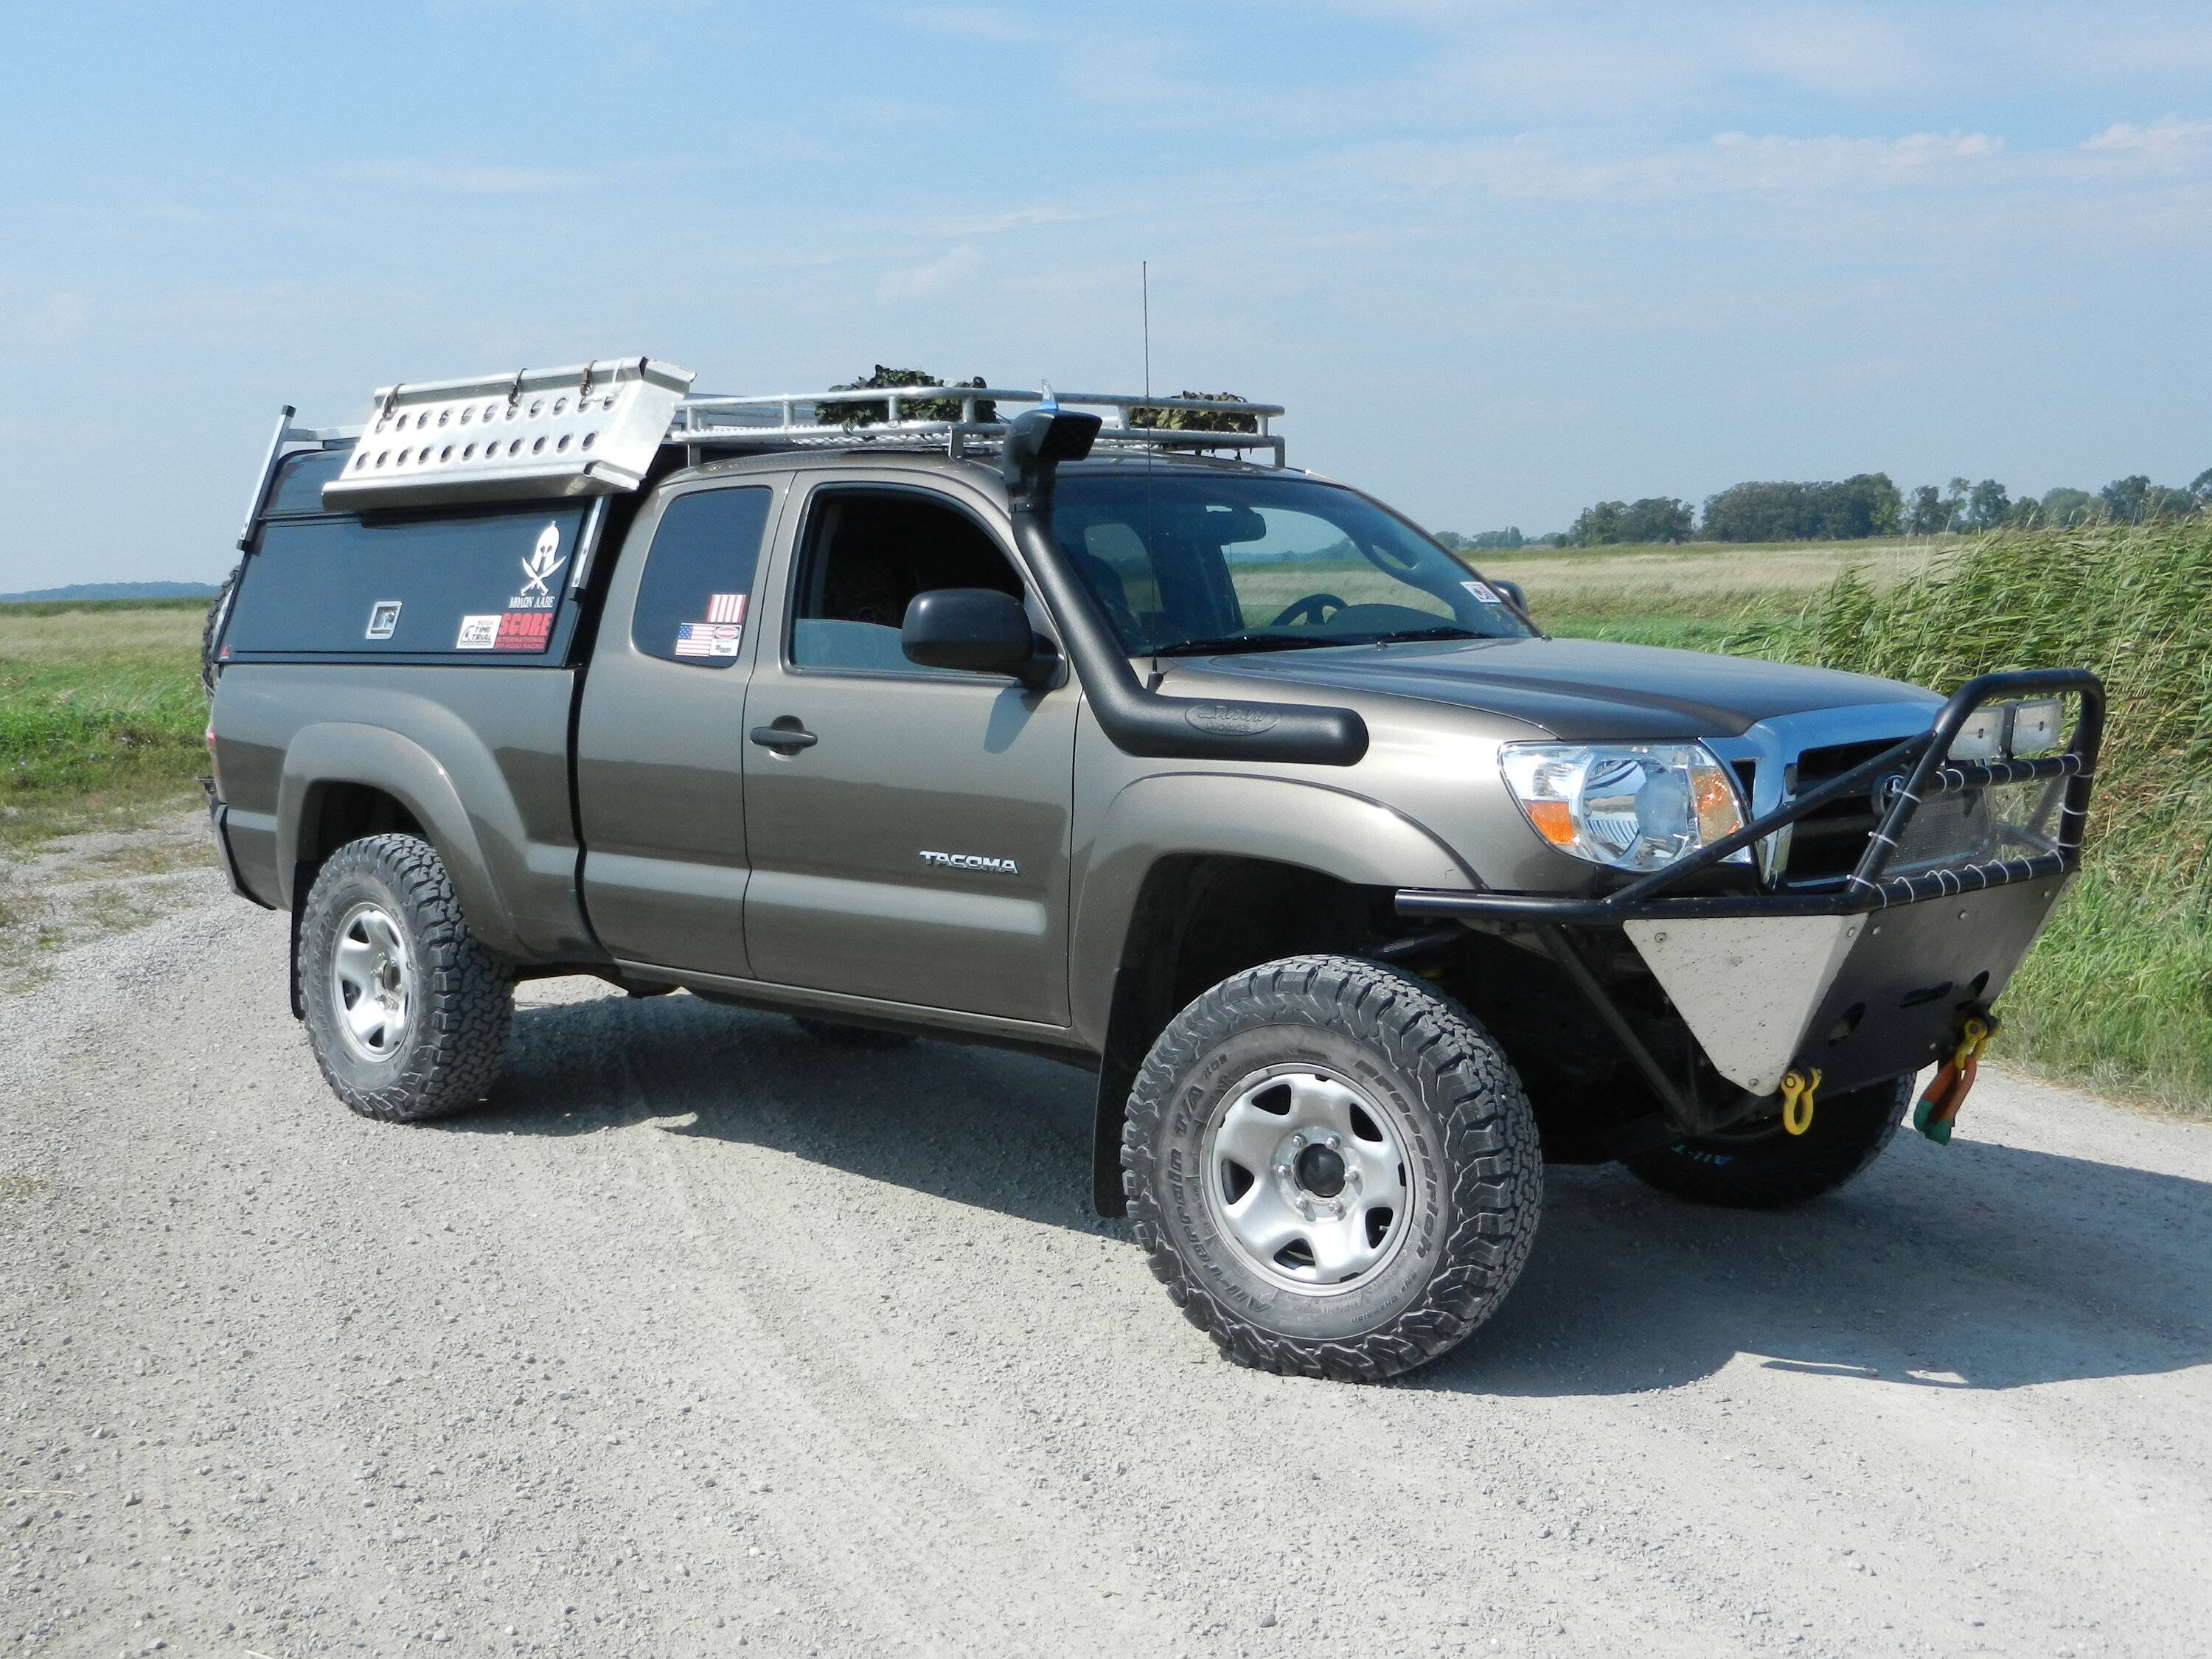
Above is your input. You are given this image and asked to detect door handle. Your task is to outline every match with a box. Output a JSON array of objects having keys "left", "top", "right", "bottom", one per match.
[{"left": 750, "top": 721, "right": 818, "bottom": 751}]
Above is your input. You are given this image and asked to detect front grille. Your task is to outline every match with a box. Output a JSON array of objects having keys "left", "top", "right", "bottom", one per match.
[
  {"left": 1781, "top": 739, "right": 1890, "bottom": 885},
  {"left": 1775, "top": 737, "right": 2000, "bottom": 888}
]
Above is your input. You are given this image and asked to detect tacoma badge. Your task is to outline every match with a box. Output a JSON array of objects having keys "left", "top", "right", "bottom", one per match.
[{"left": 919, "top": 850, "right": 1020, "bottom": 876}]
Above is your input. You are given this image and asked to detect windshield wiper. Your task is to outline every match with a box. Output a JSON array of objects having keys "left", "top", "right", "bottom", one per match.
[
  {"left": 1149, "top": 633, "right": 1343, "bottom": 657},
  {"left": 1366, "top": 626, "right": 1488, "bottom": 645}
]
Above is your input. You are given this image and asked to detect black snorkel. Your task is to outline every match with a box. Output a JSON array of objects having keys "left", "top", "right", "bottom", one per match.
[{"left": 1001, "top": 406, "right": 1370, "bottom": 767}]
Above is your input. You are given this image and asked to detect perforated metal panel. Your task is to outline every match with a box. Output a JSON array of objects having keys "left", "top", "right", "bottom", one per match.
[{"left": 321, "top": 358, "right": 693, "bottom": 511}]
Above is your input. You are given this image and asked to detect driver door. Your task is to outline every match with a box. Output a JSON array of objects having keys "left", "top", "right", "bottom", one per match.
[{"left": 740, "top": 477, "right": 1078, "bottom": 1025}]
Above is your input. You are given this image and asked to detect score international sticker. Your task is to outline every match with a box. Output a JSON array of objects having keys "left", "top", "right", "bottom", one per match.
[
  {"left": 495, "top": 611, "right": 554, "bottom": 652},
  {"left": 455, "top": 614, "right": 501, "bottom": 650}
]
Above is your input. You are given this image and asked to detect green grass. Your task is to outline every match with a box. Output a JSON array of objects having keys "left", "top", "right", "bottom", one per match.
[{"left": 0, "top": 600, "right": 211, "bottom": 846}]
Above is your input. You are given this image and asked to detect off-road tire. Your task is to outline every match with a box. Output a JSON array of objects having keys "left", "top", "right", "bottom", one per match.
[
  {"left": 1122, "top": 955, "right": 1543, "bottom": 1382},
  {"left": 791, "top": 1016, "right": 914, "bottom": 1050},
  {"left": 1622, "top": 1074, "right": 1913, "bottom": 1209},
  {"left": 299, "top": 834, "right": 512, "bottom": 1122}
]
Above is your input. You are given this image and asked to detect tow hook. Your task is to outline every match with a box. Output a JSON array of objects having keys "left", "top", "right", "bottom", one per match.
[
  {"left": 1914, "top": 1012, "right": 2000, "bottom": 1146},
  {"left": 1779, "top": 1068, "right": 1822, "bottom": 1136}
]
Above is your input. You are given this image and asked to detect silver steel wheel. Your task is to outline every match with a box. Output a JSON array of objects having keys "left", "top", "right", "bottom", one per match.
[
  {"left": 330, "top": 901, "right": 412, "bottom": 1063},
  {"left": 1200, "top": 1064, "right": 1414, "bottom": 1294}
]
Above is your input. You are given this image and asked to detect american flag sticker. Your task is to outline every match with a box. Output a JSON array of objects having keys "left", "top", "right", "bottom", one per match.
[
  {"left": 706, "top": 592, "right": 748, "bottom": 625},
  {"left": 674, "top": 622, "right": 742, "bottom": 659}
]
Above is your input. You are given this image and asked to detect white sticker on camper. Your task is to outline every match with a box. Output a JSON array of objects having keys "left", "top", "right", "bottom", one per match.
[
  {"left": 455, "top": 613, "right": 501, "bottom": 650},
  {"left": 366, "top": 600, "right": 402, "bottom": 640}
]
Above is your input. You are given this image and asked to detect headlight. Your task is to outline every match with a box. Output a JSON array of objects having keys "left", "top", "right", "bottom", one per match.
[{"left": 1500, "top": 742, "right": 1747, "bottom": 872}]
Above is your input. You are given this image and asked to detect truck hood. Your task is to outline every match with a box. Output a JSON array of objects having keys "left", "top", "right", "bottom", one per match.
[{"left": 1175, "top": 634, "right": 1939, "bottom": 742}]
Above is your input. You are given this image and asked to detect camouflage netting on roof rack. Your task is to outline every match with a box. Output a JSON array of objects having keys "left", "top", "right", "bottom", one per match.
[
  {"left": 1127, "top": 392, "right": 1259, "bottom": 435},
  {"left": 814, "top": 367, "right": 996, "bottom": 428}
]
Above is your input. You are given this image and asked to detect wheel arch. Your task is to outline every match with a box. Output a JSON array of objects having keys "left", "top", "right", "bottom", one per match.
[
  {"left": 1071, "top": 773, "right": 1479, "bottom": 1215},
  {"left": 1069, "top": 772, "right": 1476, "bottom": 1046},
  {"left": 276, "top": 723, "right": 522, "bottom": 961}
]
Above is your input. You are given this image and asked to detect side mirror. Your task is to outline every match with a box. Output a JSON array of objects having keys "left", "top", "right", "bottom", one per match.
[
  {"left": 902, "top": 588, "right": 1055, "bottom": 686},
  {"left": 1491, "top": 578, "right": 1529, "bottom": 616}
]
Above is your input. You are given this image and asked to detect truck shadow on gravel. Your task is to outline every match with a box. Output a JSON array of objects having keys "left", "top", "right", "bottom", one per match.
[{"left": 461, "top": 992, "right": 2212, "bottom": 1396}]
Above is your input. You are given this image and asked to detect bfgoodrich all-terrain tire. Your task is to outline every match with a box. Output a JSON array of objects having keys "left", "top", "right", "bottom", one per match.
[
  {"left": 1122, "top": 955, "right": 1543, "bottom": 1382},
  {"left": 1622, "top": 1074, "right": 1913, "bottom": 1209},
  {"left": 299, "top": 834, "right": 513, "bottom": 1122}
]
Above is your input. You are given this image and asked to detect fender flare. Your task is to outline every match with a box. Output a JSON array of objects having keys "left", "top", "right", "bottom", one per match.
[
  {"left": 1068, "top": 771, "right": 1478, "bottom": 1047},
  {"left": 276, "top": 723, "right": 524, "bottom": 960}
]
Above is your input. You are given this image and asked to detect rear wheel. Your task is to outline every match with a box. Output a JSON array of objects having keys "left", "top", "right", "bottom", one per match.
[
  {"left": 299, "top": 834, "right": 512, "bottom": 1122},
  {"left": 1122, "top": 955, "right": 1543, "bottom": 1382},
  {"left": 1622, "top": 1074, "right": 1913, "bottom": 1208}
]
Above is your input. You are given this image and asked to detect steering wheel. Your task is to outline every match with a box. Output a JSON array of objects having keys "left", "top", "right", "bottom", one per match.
[{"left": 1269, "top": 592, "right": 1348, "bottom": 627}]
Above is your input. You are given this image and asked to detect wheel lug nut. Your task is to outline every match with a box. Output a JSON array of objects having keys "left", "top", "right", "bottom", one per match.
[
  {"left": 1324, "top": 1134, "right": 1341, "bottom": 1150},
  {"left": 1289, "top": 1134, "right": 1305, "bottom": 1150},
  {"left": 1274, "top": 1164, "right": 1292, "bottom": 1180}
]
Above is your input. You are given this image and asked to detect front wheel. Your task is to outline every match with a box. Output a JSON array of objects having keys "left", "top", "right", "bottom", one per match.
[
  {"left": 299, "top": 834, "right": 513, "bottom": 1122},
  {"left": 1122, "top": 956, "right": 1543, "bottom": 1382},
  {"left": 1622, "top": 1074, "right": 1913, "bottom": 1208}
]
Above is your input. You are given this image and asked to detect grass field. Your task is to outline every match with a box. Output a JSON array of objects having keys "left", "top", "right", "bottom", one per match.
[
  {"left": 1, "top": 531, "right": 2202, "bottom": 1113},
  {"left": 0, "top": 597, "right": 210, "bottom": 849}
]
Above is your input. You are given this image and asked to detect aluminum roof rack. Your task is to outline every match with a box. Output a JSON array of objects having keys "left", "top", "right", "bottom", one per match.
[
  {"left": 302, "top": 359, "right": 1281, "bottom": 515},
  {"left": 671, "top": 386, "right": 1287, "bottom": 467}
]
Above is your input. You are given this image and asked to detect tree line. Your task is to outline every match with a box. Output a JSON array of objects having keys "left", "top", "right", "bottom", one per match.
[{"left": 1439, "top": 468, "right": 2212, "bottom": 549}]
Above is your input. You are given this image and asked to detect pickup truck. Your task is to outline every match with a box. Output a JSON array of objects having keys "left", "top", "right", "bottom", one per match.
[{"left": 204, "top": 359, "right": 2102, "bottom": 1382}]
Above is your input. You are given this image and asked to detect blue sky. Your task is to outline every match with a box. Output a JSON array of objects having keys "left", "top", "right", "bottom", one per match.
[{"left": 2, "top": 1, "right": 2207, "bottom": 587}]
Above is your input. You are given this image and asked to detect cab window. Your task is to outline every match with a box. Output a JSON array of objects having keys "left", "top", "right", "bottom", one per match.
[
  {"left": 631, "top": 487, "right": 773, "bottom": 667},
  {"left": 789, "top": 488, "right": 1023, "bottom": 674}
]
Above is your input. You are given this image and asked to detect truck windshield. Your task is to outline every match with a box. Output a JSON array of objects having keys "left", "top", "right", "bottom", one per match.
[{"left": 1048, "top": 470, "right": 1531, "bottom": 655}]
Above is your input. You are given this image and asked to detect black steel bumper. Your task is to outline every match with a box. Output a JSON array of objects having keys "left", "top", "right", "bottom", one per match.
[{"left": 1397, "top": 669, "right": 2104, "bottom": 1109}]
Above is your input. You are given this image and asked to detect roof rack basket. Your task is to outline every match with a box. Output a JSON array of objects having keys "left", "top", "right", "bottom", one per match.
[
  {"left": 669, "top": 386, "right": 1286, "bottom": 468},
  {"left": 305, "top": 359, "right": 1284, "bottom": 513}
]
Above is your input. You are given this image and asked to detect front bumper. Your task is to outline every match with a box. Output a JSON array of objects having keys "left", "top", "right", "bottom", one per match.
[{"left": 1397, "top": 668, "right": 2102, "bottom": 1109}]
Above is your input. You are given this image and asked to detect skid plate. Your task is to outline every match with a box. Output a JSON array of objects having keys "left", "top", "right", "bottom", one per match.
[{"left": 1627, "top": 873, "right": 2070, "bottom": 1098}]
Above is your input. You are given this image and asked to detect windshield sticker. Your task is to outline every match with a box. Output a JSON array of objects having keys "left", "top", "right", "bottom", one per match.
[
  {"left": 509, "top": 523, "right": 568, "bottom": 611},
  {"left": 706, "top": 592, "right": 748, "bottom": 625},
  {"left": 495, "top": 611, "right": 554, "bottom": 653},
  {"left": 1462, "top": 580, "right": 1503, "bottom": 605},
  {"left": 674, "top": 622, "right": 742, "bottom": 659},
  {"left": 366, "top": 600, "right": 402, "bottom": 640},
  {"left": 455, "top": 614, "right": 501, "bottom": 650}
]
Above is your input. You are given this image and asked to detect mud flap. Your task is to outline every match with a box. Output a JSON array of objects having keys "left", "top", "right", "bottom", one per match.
[{"left": 1625, "top": 873, "right": 2070, "bottom": 1099}]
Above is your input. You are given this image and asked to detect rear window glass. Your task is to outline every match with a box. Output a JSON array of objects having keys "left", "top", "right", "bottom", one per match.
[
  {"left": 630, "top": 487, "right": 773, "bottom": 667},
  {"left": 223, "top": 504, "right": 590, "bottom": 660},
  {"left": 262, "top": 447, "right": 353, "bottom": 516}
]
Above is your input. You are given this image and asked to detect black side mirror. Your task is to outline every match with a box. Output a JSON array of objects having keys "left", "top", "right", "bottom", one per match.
[
  {"left": 1491, "top": 578, "right": 1529, "bottom": 616},
  {"left": 902, "top": 588, "right": 1055, "bottom": 687}
]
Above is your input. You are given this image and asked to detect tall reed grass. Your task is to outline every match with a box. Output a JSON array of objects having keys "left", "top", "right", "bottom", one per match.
[{"left": 1731, "top": 523, "right": 2212, "bottom": 1110}]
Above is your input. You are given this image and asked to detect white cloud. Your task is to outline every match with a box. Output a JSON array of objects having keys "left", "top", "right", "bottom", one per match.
[
  {"left": 875, "top": 244, "right": 987, "bottom": 303},
  {"left": 2081, "top": 118, "right": 2212, "bottom": 158}
]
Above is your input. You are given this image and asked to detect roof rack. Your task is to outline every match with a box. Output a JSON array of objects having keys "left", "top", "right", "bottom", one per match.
[
  {"left": 669, "top": 386, "right": 1287, "bottom": 468},
  {"left": 300, "top": 359, "right": 1284, "bottom": 513}
]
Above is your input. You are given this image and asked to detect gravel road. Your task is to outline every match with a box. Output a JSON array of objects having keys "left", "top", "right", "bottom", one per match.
[{"left": 6, "top": 846, "right": 2211, "bottom": 1658}]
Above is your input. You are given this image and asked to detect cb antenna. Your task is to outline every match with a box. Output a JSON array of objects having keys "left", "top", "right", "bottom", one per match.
[{"left": 1141, "top": 260, "right": 1151, "bottom": 400}]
